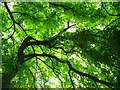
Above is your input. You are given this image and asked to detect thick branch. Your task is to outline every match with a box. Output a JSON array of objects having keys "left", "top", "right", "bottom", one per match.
[
  {"left": 18, "top": 36, "right": 49, "bottom": 64},
  {"left": 24, "top": 52, "right": 114, "bottom": 87},
  {"left": 67, "top": 61, "right": 114, "bottom": 87}
]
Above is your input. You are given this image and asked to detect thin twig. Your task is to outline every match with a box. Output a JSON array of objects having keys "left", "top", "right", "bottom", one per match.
[
  {"left": 101, "top": 2, "right": 120, "bottom": 16},
  {"left": 68, "top": 70, "right": 75, "bottom": 89}
]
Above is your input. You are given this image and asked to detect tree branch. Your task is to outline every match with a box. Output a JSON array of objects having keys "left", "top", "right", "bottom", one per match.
[
  {"left": 4, "top": 2, "right": 27, "bottom": 35},
  {"left": 49, "top": 2, "right": 79, "bottom": 16},
  {"left": 18, "top": 36, "right": 49, "bottom": 64},
  {"left": 101, "top": 2, "right": 120, "bottom": 16},
  {"left": 67, "top": 61, "right": 114, "bottom": 87},
  {"left": 28, "top": 68, "right": 43, "bottom": 88},
  {"left": 49, "top": 23, "right": 76, "bottom": 43},
  {"left": 24, "top": 54, "right": 66, "bottom": 63},
  {"left": 4, "top": 2, "right": 16, "bottom": 23},
  {"left": 38, "top": 58, "right": 64, "bottom": 88},
  {"left": 96, "top": 17, "right": 120, "bottom": 34},
  {"left": 23, "top": 52, "right": 114, "bottom": 87},
  {"left": 68, "top": 70, "right": 75, "bottom": 89}
]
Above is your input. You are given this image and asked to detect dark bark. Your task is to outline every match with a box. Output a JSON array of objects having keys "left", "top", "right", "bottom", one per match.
[
  {"left": 3, "top": 2, "right": 116, "bottom": 88},
  {"left": 2, "top": 35, "right": 115, "bottom": 88},
  {"left": 24, "top": 53, "right": 115, "bottom": 87},
  {"left": 4, "top": 2, "right": 16, "bottom": 23},
  {"left": 2, "top": 69, "right": 18, "bottom": 88},
  {"left": 2, "top": 36, "right": 50, "bottom": 88},
  {"left": 67, "top": 61, "right": 114, "bottom": 87}
]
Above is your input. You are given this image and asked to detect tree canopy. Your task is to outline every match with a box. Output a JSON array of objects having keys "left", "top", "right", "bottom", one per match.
[{"left": 1, "top": 1, "right": 120, "bottom": 89}]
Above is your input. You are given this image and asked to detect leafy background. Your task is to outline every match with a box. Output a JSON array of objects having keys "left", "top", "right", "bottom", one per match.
[{"left": 1, "top": 2, "right": 120, "bottom": 89}]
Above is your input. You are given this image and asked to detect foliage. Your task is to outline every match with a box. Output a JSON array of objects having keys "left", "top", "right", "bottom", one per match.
[{"left": 1, "top": 2, "right": 120, "bottom": 89}]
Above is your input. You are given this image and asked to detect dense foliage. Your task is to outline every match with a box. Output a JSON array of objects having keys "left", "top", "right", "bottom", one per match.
[{"left": 1, "top": 2, "right": 120, "bottom": 89}]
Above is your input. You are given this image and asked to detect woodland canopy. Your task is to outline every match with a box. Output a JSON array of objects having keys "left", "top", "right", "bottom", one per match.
[{"left": 1, "top": 1, "right": 120, "bottom": 89}]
